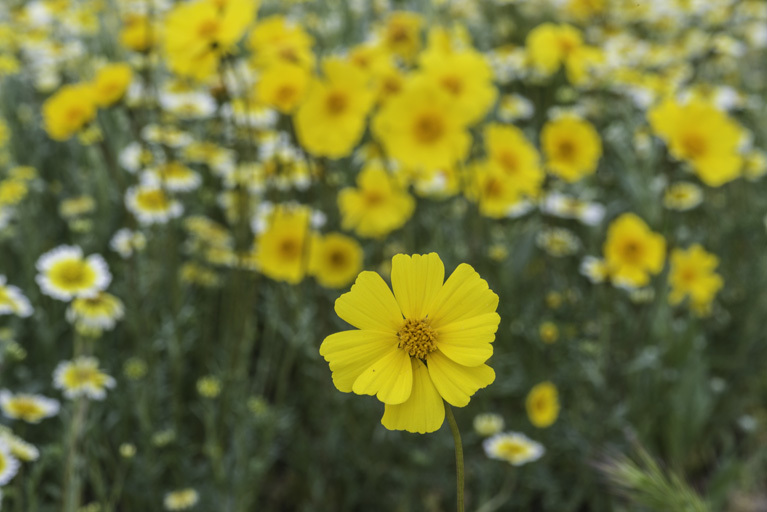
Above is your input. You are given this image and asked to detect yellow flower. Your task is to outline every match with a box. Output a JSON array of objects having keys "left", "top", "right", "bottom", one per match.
[
  {"left": 248, "top": 15, "right": 315, "bottom": 70},
  {"left": 294, "top": 58, "right": 374, "bottom": 158},
  {"left": 484, "top": 123, "right": 544, "bottom": 196},
  {"left": 565, "top": 0, "right": 606, "bottom": 20},
  {"left": 542, "top": 115, "right": 602, "bottom": 182},
  {"left": 473, "top": 413, "right": 504, "bottom": 436},
  {"left": 164, "top": 488, "right": 199, "bottom": 510},
  {"left": 0, "top": 179, "right": 28, "bottom": 206},
  {"left": 419, "top": 47, "right": 497, "bottom": 125},
  {"left": 483, "top": 432, "right": 544, "bottom": 466},
  {"left": 53, "top": 356, "right": 116, "bottom": 400},
  {"left": 35, "top": 245, "right": 112, "bottom": 301},
  {"left": 648, "top": 98, "right": 744, "bottom": 187},
  {"left": 603, "top": 213, "right": 666, "bottom": 288},
  {"left": 164, "top": 0, "right": 258, "bottom": 80},
  {"left": 254, "top": 205, "right": 311, "bottom": 284},
  {"left": 0, "top": 390, "right": 60, "bottom": 424},
  {"left": 526, "top": 381, "right": 560, "bottom": 428},
  {"left": 539, "top": 322, "right": 559, "bottom": 344},
  {"left": 125, "top": 184, "right": 184, "bottom": 225},
  {"left": 373, "top": 76, "right": 471, "bottom": 170},
  {"left": 663, "top": 182, "right": 703, "bottom": 211},
  {"left": 320, "top": 253, "right": 499, "bottom": 434},
  {"left": 668, "top": 245, "right": 724, "bottom": 316},
  {"left": 309, "top": 232, "right": 364, "bottom": 289},
  {"left": 255, "top": 62, "right": 310, "bottom": 113},
  {"left": 42, "top": 83, "right": 97, "bottom": 141},
  {"left": 526, "top": 23, "right": 583, "bottom": 77},
  {"left": 467, "top": 164, "right": 528, "bottom": 219},
  {"left": 338, "top": 164, "right": 414, "bottom": 239},
  {"left": 377, "top": 11, "right": 423, "bottom": 63},
  {"left": 120, "top": 13, "right": 155, "bottom": 52},
  {"left": 91, "top": 63, "right": 133, "bottom": 107},
  {"left": 66, "top": 292, "right": 125, "bottom": 332}
]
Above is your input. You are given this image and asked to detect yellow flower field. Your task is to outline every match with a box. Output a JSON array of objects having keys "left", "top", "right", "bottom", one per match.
[{"left": 0, "top": 0, "right": 765, "bottom": 510}]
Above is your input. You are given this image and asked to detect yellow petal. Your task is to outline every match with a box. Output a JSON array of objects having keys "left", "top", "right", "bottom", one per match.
[
  {"left": 427, "top": 263, "right": 499, "bottom": 329},
  {"left": 435, "top": 313, "right": 499, "bottom": 366},
  {"left": 391, "top": 253, "right": 445, "bottom": 320},
  {"left": 319, "top": 330, "right": 399, "bottom": 393},
  {"left": 352, "top": 348, "right": 413, "bottom": 404},
  {"left": 427, "top": 350, "right": 495, "bottom": 407},
  {"left": 335, "top": 271, "right": 403, "bottom": 331},
  {"left": 381, "top": 359, "right": 445, "bottom": 434}
]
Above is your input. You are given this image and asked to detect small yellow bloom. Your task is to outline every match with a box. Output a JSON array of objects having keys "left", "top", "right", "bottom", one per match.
[
  {"left": 542, "top": 115, "right": 602, "bottom": 182},
  {"left": 0, "top": 390, "right": 60, "bottom": 424},
  {"left": 0, "top": 180, "right": 27, "bottom": 206},
  {"left": 254, "top": 205, "right": 311, "bottom": 284},
  {"left": 668, "top": 245, "right": 724, "bottom": 316},
  {"left": 43, "top": 84, "right": 97, "bottom": 141},
  {"left": 603, "top": 214, "right": 666, "bottom": 288},
  {"left": 91, "top": 63, "right": 133, "bottom": 107},
  {"left": 164, "top": 488, "right": 199, "bottom": 510},
  {"left": 309, "top": 232, "right": 364, "bottom": 289},
  {"left": 255, "top": 62, "right": 310, "bottom": 113},
  {"left": 526, "top": 381, "right": 560, "bottom": 428},
  {"left": 53, "top": 356, "right": 116, "bottom": 400},
  {"left": 473, "top": 413, "right": 504, "bottom": 436},
  {"left": 120, "top": 13, "right": 155, "bottom": 52},
  {"left": 338, "top": 165, "right": 414, "bottom": 239},
  {"left": 483, "top": 432, "right": 544, "bottom": 466},
  {"left": 248, "top": 15, "right": 315, "bottom": 70},
  {"left": 663, "top": 182, "right": 703, "bottom": 211},
  {"left": 526, "top": 23, "right": 583, "bottom": 77},
  {"left": 377, "top": 11, "right": 423, "bottom": 62},
  {"left": 539, "top": 322, "right": 559, "bottom": 344}
]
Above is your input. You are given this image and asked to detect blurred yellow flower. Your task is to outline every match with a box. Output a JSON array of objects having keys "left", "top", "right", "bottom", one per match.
[
  {"left": 473, "top": 413, "right": 504, "bottom": 436},
  {"left": 649, "top": 98, "right": 744, "bottom": 187},
  {"left": 255, "top": 62, "right": 310, "bottom": 113},
  {"left": 66, "top": 292, "right": 125, "bottom": 332},
  {"left": 91, "top": 63, "right": 132, "bottom": 107},
  {"left": 539, "top": 322, "right": 559, "bottom": 344},
  {"left": 373, "top": 76, "right": 470, "bottom": 170},
  {"left": 663, "top": 182, "right": 703, "bottom": 211},
  {"left": 294, "top": 58, "right": 374, "bottom": 158},
  {"left": 542, "top": 115, "right": 602, "bottom": 182},
  {"left": 483, "top": 432, "right": 544, "bottom": 466},
  {"left": 53, "top": 356, "right": 116, "bottom": 400},
  {"left": 35, "top": 245, "right": 112, "bottom": 301},
  {"left": 164, "top": 0, "right": 258, "bottom": 80},
  {"left": 603, "top": 213, "right": 666, "bottom": 288},
  {"left": 668, "top": 245, "right": 724, "bottom": 316},
  {"left": 0, "top": 180, "right": 28, "bottom": 206},
  {"left": 526, "top": 381, "right": 560, "bottom": 428},
  {"left": 377, "top": 11, "right": 423, "bottom": 62},
  {"left": 308, "top": 232, "right": 364, "bottom": 289},
  {"left": 0, "top": 390, "right": 59, "bottom": 424},
  {"left": 248, "top": 15, "right": 315, "bottom": 70},
  {"left": 42, "top": 83, "right": 97, "bottom": 141},
  {"left": 164, "top": 488, "right": 199, "bottom": 510},
  {"left": 484, "top": 123, "right": 544, "bottom": 197},
  {"left": 254, "top": 205, "right": 311, "bottom": 284},
  {"left": 338, "top": 164, "right": 414, "bottom": 239},
  {"left": 119, "top": 13, "right": 154, "bottom": 52},
  {"left": 526, "top": 23, "right": 582, "bottom": 76},
  {"left": 320, "top": 253, "right": 499, "bottom": 433}
]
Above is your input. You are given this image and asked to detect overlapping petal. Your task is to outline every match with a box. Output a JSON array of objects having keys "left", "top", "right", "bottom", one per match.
[
  {"left": 352, "top": 347, "right": 413, "bottom": 404},
  {"left": 319, "top": 330, "right": 399, "bottom": 393},
  {"left": 391, "top": 253, "right": 444, "bottom": 320},
  {"left": 381, "top": 359, "right": 445, "bottom": 433},
  {"left": 427, "top": 263, "right": 499, "bottom": 328},
  {"left": 427, "top": 350, "right": 495, "bottom": 407},
  {"left": 334, "top": 271, "right": 403, "bottom": 331}
]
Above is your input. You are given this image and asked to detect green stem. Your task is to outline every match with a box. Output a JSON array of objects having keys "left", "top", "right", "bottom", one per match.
[{"left": 445, "top": 404, "right": 465, "bottom": 512}]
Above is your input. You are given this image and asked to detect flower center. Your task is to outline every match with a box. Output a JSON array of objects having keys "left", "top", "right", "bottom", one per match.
[
  {"left": 620, "top": 239, "right": 644, "bottom": 263},
  {"left": 8, "top": 399, "right": 44, "bottom": 419},
  {"left": 413, "top": 113, "right": 445, "bottom": 144},
  {"left": 51, "top": 259, "right": 93, "bottom": 288},
  {"left": 497, "top": 150, "right": 520, "bottom": 174},
  {"left": 397, "top": 319, "right": 437, "bottom": 359},
  {"left": 681, "top": 132, "right": 707, "bottom": 159},
  {"left": 498, "top": 440, "right": 528, "bottom": 458},
  {"left": 137, "top": 189, "right": 171, "bottom": 211},
  {"left": 278, "top": 238, "right": 300, "bottom": 260},
  {"left": 441, "top": 75, "right": 463, "bottom": 96},
  {"left": 197, "top": 19, "right": 220, "bottom": 40},
  {"left": 325, "top": 91, "right": 348, "bottom": 116},
  {"left": 556, "top": 139, "right": 576, "bottom": 161},
  {"left": 327, "top": 250, "right": 347, "bottom": 268}
]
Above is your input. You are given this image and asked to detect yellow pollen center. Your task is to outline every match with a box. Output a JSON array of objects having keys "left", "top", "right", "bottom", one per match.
[
  {"left": 498, "top": 151, "right": 519, "bottom": 174},
  {"left": 397, "top": 319, "right": 437, "bottom": 359},
  {"left": 441, "top": 75, "right": 463, "bottom": 95},
  {"left": 50, "top": 259, "right": 95, "bottom": 289},
  {"left": 137, "top": 189, "right": 171, "bottom": 211},
  {"left": 414, "top": 113, "right": 445, "bottom": 144},
  {"left": 620, "top": 240, "right": 643, "bottom": 263},
  {"left": 8, "top": 399, "right": 44, "bottom": 419},
  {"left": 498, "top": 440, "right": 528, "bottom": 458},
  {"left": 328, "top": 250, "right": 347, "bottom": 268},
  {"left": 681, "top": 132, "right": 707, "bottom": 159},
  {"left": 197, "top": 19, "right": 220, "bottom": 40},
  {"left": 325, "top": 92, "right": 348, "bottom": 116},
  {"left": 557, "top": 139, "right": 576, "bottom": 161},
  {"left": 278, "top": 238, "right": 300, "bottom": 260}
]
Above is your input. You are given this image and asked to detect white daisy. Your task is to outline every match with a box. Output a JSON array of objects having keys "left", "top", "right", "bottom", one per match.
[
  {"left": 53, "top": 356, "right": 116, "bottom": 400},
  {"left": 483, "top": 432, "right": 545, "bottom": 466},
  {"left": 0, "top": 390, "right": 60, "bottom": 423},
  {"left": 125, "top": 184, "right": 184, "bottom": 225},
  {"left": 35, "top": 245, "right": 111, "bottom": 301},
  {"left": 0, "top": 276, "right": 33, "bottom": 318}
]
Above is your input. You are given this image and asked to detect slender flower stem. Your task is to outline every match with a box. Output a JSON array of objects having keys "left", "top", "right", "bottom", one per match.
[{"left": 445, "top": 404, "right": 465, "bottom": 512}]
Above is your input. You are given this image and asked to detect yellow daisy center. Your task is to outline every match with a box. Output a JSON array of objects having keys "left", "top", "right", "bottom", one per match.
[
  {"left": 556, "top": 139, "right": 577, "bottom": 161},
  {"left": 64, "top": 366, "right": 99, "bottom": 388},
  {"left": 327, "top": 249, "right": 347, "bottom": 269},
  {"left": 413, "top": 113, "right": 445, "bottom": 144},
  {"left": 49, "top": 259, "right": 96, "bottom": 291},
  {"left": 197, "top": 19, "right": 220, "bottom": 40},
  {"left": 440, "top": 75, "right": 464, "bottom": 96},
  {"left": 397, "top": 319, "right": 437, "bottom": 359},
  {"left": 497, "top": 440, "right": 528, "bottom": 458},
  {"left": 497, "top": 150, "right": 520, "bottom": 174},
  {"left": 7, "top": 399, "right": 44, "bottom": 420},
  {"left": 0, "top": 287, "right": 10, "bottom": 305},
  {"left": 620, "top": 239, "right": 644, "bottom": 263},
  {"left": 325, "top": 91, "right": 348, "bottom": 116},
  {"left": 278, "top": 238, "right": 301, "bottom": 260},
  {"left": 681, "top": 132, "right": 707, "bottom": 159},
  {"left": 136, "top": 189, "right": 171, "bottom": 211}
]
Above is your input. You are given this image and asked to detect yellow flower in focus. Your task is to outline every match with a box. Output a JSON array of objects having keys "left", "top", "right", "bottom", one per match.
[
  {"left": 320, "top": 253, "right": 499, "bottom": 433},
  {"left": 542, "top": 115, "right": 602, "bottom": 182},
  {"left": 248, "top": 15, "right": 315, "bottom": 70},
  {"left": 338, "top": 165, "right": 414, "bottom": 239},
  {"left": 668, "top": 245, "right": 724, "bottom": 316},
  {"left": 603, "top": 213, "right": 666, "bottom": 288},
  {"left": 0, "top": 390, "right": 60, "bottom": 424},
  {"left": 91, "top": 63, "right": 133, "bottom": 107},
  {"left": 309, "top": 232, "right": 364, "bottom": 289},
  {"left": 373, "top": 77, "right": 471, "bottom": 170},
  {"left": 526, "top": 23, "right": 583, "bottom": 77},
  {"left": 255, "top": 62, "right": 310, "bottom": 113},
  {"left": 294, "top": 58, "right": 374, "bottom": 158},
  {"left": 53, "top": 356, "right": 116, "bottom": 400},
  {"left": 419, "top": 47, "right": 497, "bottom": 125},
  {"left": 254, "top": 205, "right": 311, "bottom": 284},
  {"left": 42, "top": 83, "right": 97, "bottom": 141},
  {"left": 164, "top": 0, "right": 258, "bottom": 80},
  {"left": 377, "top": 11, "right": 423, "bottom": 63},
  {"left": 648, "top": 98, "right": 744, "bottom": 187},
  {"left": 526, "top": 381, "right": 560, "bottom": 428}
]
